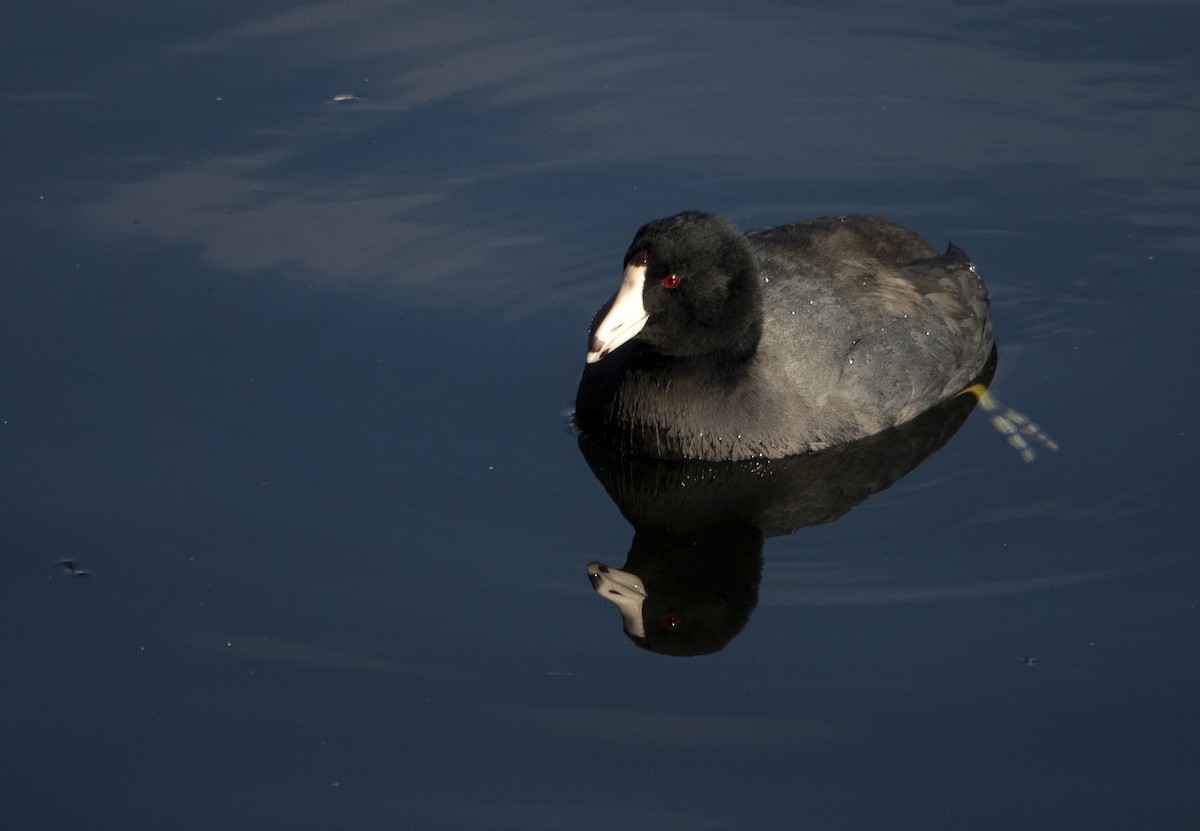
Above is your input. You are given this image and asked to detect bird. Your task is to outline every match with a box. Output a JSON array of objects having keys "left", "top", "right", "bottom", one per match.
[{"left": 574, "top": 211, "right": 994, "bottom": 461}]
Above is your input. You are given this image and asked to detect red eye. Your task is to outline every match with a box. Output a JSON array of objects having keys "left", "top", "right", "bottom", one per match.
[
  {"left": 662, "top": 273, "right": 680, "bottom": 289},
  {"left": 661, "top": 613, "right": 680, "bottom": 631},
  {"left": 629, "top": 250, "right": 649, "bottom": 267}
]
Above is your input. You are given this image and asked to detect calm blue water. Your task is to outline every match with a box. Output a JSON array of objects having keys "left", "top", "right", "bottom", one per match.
[{"left": 3, "top": 1, "right": 1198, "bottom": 828}]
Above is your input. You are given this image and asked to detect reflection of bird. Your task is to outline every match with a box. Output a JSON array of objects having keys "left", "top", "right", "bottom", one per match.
[
  {"left": 578, "top": 360, "right": 995, "bottom": 657},
  {"left": 59, "top": 560, "right": 90, "bottom": 577},
  {"left": 577, "top": 212, "right": 994, "bottom": 461},
  {"left": 586, "top": 527, "right": 763, "bottom": 657}
]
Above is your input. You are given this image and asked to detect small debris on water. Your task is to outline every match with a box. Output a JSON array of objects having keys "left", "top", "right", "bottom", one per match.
[{"left": 59, "top": 560, "right": 90, "bottom": 577}]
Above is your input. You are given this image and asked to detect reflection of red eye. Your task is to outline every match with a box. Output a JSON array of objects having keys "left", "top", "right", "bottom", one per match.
[
  {"left": 662, "top": 273, "right": 680, "bottom": 289},
  {"left": 661, "top": 613, "right": 680, "bottom": 631}
]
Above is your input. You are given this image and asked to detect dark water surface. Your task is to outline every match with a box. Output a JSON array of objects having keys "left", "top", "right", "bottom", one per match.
[{"left": 3, "top": 1, "right": 1198, "bottom": 828}]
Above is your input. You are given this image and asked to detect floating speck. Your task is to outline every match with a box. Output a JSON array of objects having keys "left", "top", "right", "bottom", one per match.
[{"left": 59, "top": 560, "right": 89, "bottom": 577}]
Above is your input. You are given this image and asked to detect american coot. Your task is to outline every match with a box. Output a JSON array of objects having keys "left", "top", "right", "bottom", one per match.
[{"left": 575, "top": 212, "right": 995, "bottom": 461}]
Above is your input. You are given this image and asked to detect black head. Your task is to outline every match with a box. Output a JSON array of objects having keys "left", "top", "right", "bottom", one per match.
[{"left": 587, "top": 212, "right": 762, "bottom": 363}]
